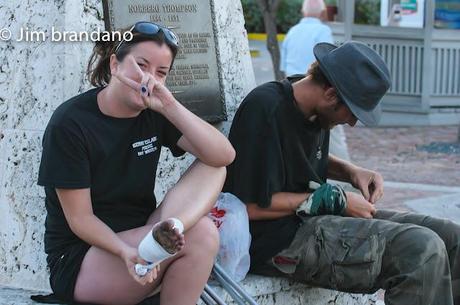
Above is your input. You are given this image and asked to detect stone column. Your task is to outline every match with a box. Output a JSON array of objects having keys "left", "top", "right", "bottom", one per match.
[{"left": 0, "top": 0, "right": 255, "bottom": 291}]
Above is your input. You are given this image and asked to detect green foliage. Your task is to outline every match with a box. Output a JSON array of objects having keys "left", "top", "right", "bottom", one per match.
[
  {"left": 324, "top": 0, "right": 337, "bottom": 5},
  {"left": 354, "top": 0, "right": 381, "bottom": 25},
  {"left": 241, "top": 0, "right": 304, "bottom": 33},
  {"left": 277, "top": 0, "right": 305, "bottom": 33},
  {"left": 241, "top": 0, "right": 264, "bottom": 33}
]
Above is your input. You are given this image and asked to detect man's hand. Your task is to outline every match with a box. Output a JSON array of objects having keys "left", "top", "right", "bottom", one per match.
[
  {"left": 344, "top": 192, "right": 376, "bottom": 219},
  {"left": 349, "top": 166, "right": 384, "bottom": 204}
]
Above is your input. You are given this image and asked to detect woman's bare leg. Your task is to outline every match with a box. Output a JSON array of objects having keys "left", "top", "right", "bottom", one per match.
[
  {"left": 74, "top": 223, "right": 175, "bottom": 305},
  {"left": 147, "top": 160, "right": 226, "bottom": 228},
  {"left": 74, "top": 160, "right": 225, "bottom": 304},
  {"left": 160, "top": 217, "right": 219, "bottom": 305}
]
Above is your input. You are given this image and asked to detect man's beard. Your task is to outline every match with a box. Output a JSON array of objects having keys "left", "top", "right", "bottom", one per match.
[{"left": 316, "top": 113, "right": 337, "bottom": 130}]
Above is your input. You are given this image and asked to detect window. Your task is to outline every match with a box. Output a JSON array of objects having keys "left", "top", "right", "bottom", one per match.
[
  {"left": 435, "top": 0, "right": 460, "bottom": 29},
  {"left": 355, "top": 0, "right": 425, "bottom": 28}
]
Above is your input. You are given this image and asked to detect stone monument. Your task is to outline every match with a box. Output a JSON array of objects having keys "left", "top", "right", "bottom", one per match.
[{"left": 103, "top": 0, "right": 227, "bottom": 122}]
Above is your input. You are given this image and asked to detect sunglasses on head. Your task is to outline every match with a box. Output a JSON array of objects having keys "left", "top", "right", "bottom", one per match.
[{"left": 114, "top": 21, "right": 179, "bottom": 54}]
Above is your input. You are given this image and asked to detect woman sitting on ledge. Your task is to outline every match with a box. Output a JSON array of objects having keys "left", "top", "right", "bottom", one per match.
[{"left": 37, "top": 21, "right": 235, "bottom": 305}]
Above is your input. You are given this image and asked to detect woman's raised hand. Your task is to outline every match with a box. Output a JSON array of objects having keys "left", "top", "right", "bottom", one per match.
[{"left": 113, "top": 55, "right": 175, "bottom": 113}]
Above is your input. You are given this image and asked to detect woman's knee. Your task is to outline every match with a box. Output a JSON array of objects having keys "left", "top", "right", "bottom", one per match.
[
  {"left": 209, "top": 165, "right": 227, "bottom": 185},
  {"left": 185, "top": 217, "right": 220, "bottom": 256},
  {"left": 197, "top": 161, "right": 227, "bottom": 182},
  {"left": 218, "top": 165, "right": 227, "bottom": 179}
]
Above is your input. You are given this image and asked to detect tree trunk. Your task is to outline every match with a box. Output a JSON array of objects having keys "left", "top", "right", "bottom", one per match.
[{"left": 255, "top": 0, "right": 285, "bottom": 80}]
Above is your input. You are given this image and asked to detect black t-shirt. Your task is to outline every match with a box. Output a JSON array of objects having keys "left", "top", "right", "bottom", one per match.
[
  {"left": 223, "top": 76, "right": 330, "bottom": 269},
  {"left": 38, "top": 87, "right": 185, "bottom": 255}
]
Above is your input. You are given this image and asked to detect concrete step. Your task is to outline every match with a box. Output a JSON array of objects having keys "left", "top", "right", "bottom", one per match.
[
  {"left": 0, "top": 287, "right": 49, "bottom": 305},
  {"left": 1, "top": 275, "right": 377, "bottom": 305}
]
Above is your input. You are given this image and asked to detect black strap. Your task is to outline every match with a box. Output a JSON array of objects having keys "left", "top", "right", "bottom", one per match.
[
  {"left": 30, "top": 293, "right": 160, "bottom": 305},
  {"left": 30, "top": 294, "right": 66, "bottom": 304}
]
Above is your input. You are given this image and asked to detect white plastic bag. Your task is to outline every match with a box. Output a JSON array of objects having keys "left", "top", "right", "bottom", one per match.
[{"left": 208, "top": 192, "right": 251, "bottom": 282}]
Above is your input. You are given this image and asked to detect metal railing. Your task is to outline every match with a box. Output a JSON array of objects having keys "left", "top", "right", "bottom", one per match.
[
  {"left": 433, "top": 47, "right": 460, "bottom": 96},
  {"left": 201, "top": 263, "right": 259, "bottom": 305}
]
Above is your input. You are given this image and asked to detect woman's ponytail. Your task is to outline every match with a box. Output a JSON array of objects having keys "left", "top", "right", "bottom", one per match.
[{"left": 86, "top": 39, "right": 118, "bottom": 87}]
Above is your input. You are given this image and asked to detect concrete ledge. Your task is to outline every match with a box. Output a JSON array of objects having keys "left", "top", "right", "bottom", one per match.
[
  {"left": 1, "top": 275, "right": 376, "bottom": 305},
  {"left": 0, "top": 286, "right": 47, "bottom": 305},
  {"left": 208, "top": 275, "right": 376, "bottom": 305}
]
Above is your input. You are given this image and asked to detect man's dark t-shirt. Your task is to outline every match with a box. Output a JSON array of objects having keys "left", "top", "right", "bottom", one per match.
[
  {"left": 223, "top": 77, "right": 329, "bottom": 270},
  {"left": 38, "top": 87, "right": 184, "bottom": 256}
]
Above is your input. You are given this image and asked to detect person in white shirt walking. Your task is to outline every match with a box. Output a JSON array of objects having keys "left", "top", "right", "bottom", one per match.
[{"left": 280, "top": 0, "right": 333, "bottom": 76}]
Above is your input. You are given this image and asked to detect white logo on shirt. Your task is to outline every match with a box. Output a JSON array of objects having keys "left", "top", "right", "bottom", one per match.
[{"left": 132, "top": 136, "right": 157, "bottom": 156}]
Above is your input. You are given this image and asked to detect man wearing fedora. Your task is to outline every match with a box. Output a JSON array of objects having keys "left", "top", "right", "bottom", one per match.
[{"left": 224, "top": 41, "right": 459, "bottom": 305}]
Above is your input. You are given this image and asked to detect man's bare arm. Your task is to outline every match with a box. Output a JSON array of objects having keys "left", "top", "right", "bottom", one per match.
[
  {"left": 246, "top": 190, "right": 376, "bottom": 220},
  {"left": 246, "top": 192, "right": 309, "bottom": 220},
  {"left": 327, "top": 154, "right": 356, "bottom": 182},
  {"left": 328, "top": 154, "right": 384, "bottom": 203}
]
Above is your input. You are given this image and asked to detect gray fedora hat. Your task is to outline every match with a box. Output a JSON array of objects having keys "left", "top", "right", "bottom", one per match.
[{"left": 313, "top": 41, "right": 391, "bottom": 126}]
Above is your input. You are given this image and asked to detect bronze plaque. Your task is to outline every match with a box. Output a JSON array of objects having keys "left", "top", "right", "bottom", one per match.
[{"left": 102, "top": 1, "right": 226, "bottom": 122}]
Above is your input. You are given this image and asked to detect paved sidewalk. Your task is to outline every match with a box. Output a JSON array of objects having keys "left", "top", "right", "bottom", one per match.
[
  {"left": 344, "top": 125, "right": 460, "bottom": 223},
  {"left": 344, "top": 126, "right": 460, "bottom": 187}
]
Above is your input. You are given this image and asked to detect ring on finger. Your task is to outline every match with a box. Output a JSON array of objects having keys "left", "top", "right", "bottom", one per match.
[{"left": 140, "top": 84, "right": 149, "bottom": 97}]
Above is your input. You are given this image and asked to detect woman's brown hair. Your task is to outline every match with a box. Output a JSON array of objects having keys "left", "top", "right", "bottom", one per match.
[{"left": 87, "top": 26, "right": 178, "bottom": 87}]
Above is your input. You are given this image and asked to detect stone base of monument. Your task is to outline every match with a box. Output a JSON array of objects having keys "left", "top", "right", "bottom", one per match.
[
  {"left": 0, "top": 275, "right": 376, "bottom": 305},
  {"left": 206, "top": 275, "right": 377, "bottom": 305}
]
